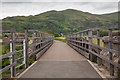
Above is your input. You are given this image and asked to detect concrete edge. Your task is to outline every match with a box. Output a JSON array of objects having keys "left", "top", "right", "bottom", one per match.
[
  {"left": 87, "top": 60, "right": 106, "bottom": 78},
  {"left": 17, "top": 61, "right": 38, "bottom": 78}
]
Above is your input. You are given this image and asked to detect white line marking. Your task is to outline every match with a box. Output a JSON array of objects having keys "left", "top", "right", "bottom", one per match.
[{"left": 17, "top": 61, "right": 38, "bottom": 78}]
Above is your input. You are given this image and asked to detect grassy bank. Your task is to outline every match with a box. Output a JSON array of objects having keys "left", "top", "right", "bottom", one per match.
[{"left": 54, "top": 37, "right": 66, "bottom": 43}]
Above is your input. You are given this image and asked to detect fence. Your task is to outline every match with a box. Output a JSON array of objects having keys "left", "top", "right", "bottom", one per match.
[
  {"left": 66, "top": 27, "right": 120, "bottom": 76},
  {"left": 0, "top": 29, "right": 53, "bottom": 78}
]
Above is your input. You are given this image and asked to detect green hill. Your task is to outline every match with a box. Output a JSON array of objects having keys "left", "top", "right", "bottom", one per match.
[
  {"left": 2, "top": 9, "right": 118, "bottom": 35},
  {"left": 100, "top": 12, "right": 118, "bottom": 21}
]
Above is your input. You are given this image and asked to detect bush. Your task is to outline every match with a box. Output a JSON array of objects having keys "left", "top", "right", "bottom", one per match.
[
  {"left": 100, "top": 30, "right": 108, "bottom": 37},
  {"left": 54, "top": 33, "right": 60, "bottom": 37}
]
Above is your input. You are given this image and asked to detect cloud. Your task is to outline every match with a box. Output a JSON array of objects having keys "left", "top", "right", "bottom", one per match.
[
  {"left": 1, "top": 0, "right": 119, "bottom": 2},
  {"left": 0, "top": 2, "right": 119, "bottom": 19}
]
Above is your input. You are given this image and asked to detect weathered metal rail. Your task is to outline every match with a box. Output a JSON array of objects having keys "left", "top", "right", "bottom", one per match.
[
  {"left": 66, "top": 27, "right": 120, "bottom": 76},
  {"left": 0, "top": 29, "right": 53, "bottom": 78}
]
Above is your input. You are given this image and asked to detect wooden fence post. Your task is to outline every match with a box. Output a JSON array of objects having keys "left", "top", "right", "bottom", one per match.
[
  {"left": 118, "top": 33, "right": 120, "bottom": 77},
  {"left": 10, "top": 32, "right": 16, "bottom": 77},
  {"left": 36, "top": 32, "right": 39, "bottom": 48},
  {"left": 109, "top": 29, "right": 114, "bottom": 76},
  {"left": 38, "top": 32, "right": 41, "bottom": 49},
  {"left": 84, "top": 32, "right": 87, "bottom": 50},
  {"left": 80, "top": 33, "right": 82, "bottom": 47},
  {"left": 97, "top": 30, "right": 102, "bottom": 66},
  {"left": 72, "top": 34, "right": 73, "bottom": 45},
  {"left": 40, "top": 32, "right": 42, "bottom": 49},
  {"left": 33, "top": 32, "right": 36, "bottom": 61},
  {"left": 78, "top": 33, "right": 80, "bottom": 50},
  {"left": 76, "top": 33, "right": 79, "bottom": 49},
  {"left": 75, "top": 34, "right": 77, "bottom": 46},
  {"left": 88, "top": 30, "right": 93, "bottom": 61},
  {"left": 25, "top": 30, "right": 29, "bottom": 68},
  {"left": 81, "top": 32, "right": 83, "bottom": 47},
  {"left": 69, "top": 35, "right": 71, "bottom": 44}
]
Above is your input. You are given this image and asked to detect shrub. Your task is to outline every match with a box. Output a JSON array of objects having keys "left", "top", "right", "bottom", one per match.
[
  {"left": 54, "top": 33, "right": 60, "bottom": 37},
  {"left": 100, "top": 30, "right": 108, "bottom": 37}
]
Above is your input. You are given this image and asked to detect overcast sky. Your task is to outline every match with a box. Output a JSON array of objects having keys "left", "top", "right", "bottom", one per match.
[{"left": 0, "top": 0, "right": 119, "bottom": 19}]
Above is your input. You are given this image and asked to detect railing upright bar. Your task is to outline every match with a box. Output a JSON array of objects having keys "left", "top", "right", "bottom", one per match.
[
  {"left": 97, "top": 30, "right": 102, "bottom": 66},
  {"left": 10, "top": 32, "right": 16, "bottom": 77},
  {"left": 33, "top": 32, "right": 37, "bottom": 61},
  {"left": 109, "top": 29, "right": 114, "bottom": 76},
  {"left": 88, "top": 30, "right": 93, "bottom": 61},
  {"left": 81, "top": 32, "right": 83, "bottom": 47},
  {"left": 25, "top": 30, "right": 29, "bottom": 68}
]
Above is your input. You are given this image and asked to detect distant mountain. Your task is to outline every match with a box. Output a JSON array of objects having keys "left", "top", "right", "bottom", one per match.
[{"left": 2, "top": 9, "right": 118, "bottom": 34}]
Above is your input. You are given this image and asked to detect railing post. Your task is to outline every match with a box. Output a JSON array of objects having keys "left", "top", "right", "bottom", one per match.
[
  {"left": 76, "top": 33, "right": 79, "bottom": 50},
  {"left": 33, "top": 32, "right": 36, "bottom": 61},
  {"left": 69, "top": 35, "right": 71, "bottom": 45},
  {"left": 40, "top": 32, "right": 42, "bottom": 48},
  {"left": 38, "top": 31, "right": 41, "bottom": 49},
  {"left": 78, "top": 33, "right": 80, "bottom": 50},
  {"left": 75, "top": 34, "right": 77, "bottom": 46},
  {"left": 79, "top": 33, "right": 82, "bottom": 47},
  {"left": 36, "top": 32, "right": 39, "bottom": 48},
  {"left": 66, "top": 35, "right": 68, "bottom": 43},
  {"left": 109, "top": 29, "right": 114, "bottom": 76},
  {"left": 118, "top": 33, "right": 120, "bottom": 77},
  {"left": 81, "top": 32, "right": 83, "bottom": 47},
  {"left": 84, "top": 32, "right": 87, "bottom": 50},
  {"left": 97, "top": 30, "right": 102, "bottom": 66},
  {"left": 10, "top": 32, "right": 16, "bottom": 77},
  {"left": 88, "top": 30, "right": 93, "bottom": 61},
  {"left": 25, "top": 30, "right": 29, "bottom": 68}
]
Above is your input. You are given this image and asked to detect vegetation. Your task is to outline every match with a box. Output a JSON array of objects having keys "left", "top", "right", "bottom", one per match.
[
  {"left": 100, "top": 30, "right": 108, "bottom": 37},
  {"left": 1, "top": 9, "right": 119, "bottom": 77},
  {"left": 2, "top": 9, "right": 118, "bottom": 35},
  {"left": 54, "top": 33, "right": 60, "bottom": 37},
  {"left": 1, "top": 41, "right": 35, "bottom": 77},
  {"left": 54, "top": 37, "right": 66, "bottom": 43}
]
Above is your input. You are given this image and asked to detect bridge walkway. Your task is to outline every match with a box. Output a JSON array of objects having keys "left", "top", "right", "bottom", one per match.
[{"left": 19, "top": 40, "right": 101, "bottom": 78}]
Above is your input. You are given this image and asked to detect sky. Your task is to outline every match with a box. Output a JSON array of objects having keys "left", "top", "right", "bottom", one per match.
[{"left": 0, "top": 0, "right": 119, "bottom": 19}]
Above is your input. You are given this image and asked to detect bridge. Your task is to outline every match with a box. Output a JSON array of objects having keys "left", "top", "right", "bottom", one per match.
[{"left": 0, "top": 27, "right": 120, "bottom": 79}]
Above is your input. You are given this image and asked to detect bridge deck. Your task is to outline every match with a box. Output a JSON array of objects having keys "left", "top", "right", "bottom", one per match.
[{"left": 19, "top": 41, "right": 101, "bottom": 78}]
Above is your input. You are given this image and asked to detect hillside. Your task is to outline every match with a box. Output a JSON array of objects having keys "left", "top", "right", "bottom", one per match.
[
  {"left": 2, "top": 9, "right": 118, "bottom": 35},
  {"left": 100, "top": 12, "right": 118, "bottom": 21}
]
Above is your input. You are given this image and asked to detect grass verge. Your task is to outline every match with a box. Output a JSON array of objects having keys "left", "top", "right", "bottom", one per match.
[{"left": 54, "top": 37, "right": 66, "bottom": 43}]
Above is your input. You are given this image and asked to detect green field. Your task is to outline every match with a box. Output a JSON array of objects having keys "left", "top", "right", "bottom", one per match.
[{"left": 54, "top": 37, "right": 66, "bottom": 43}]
